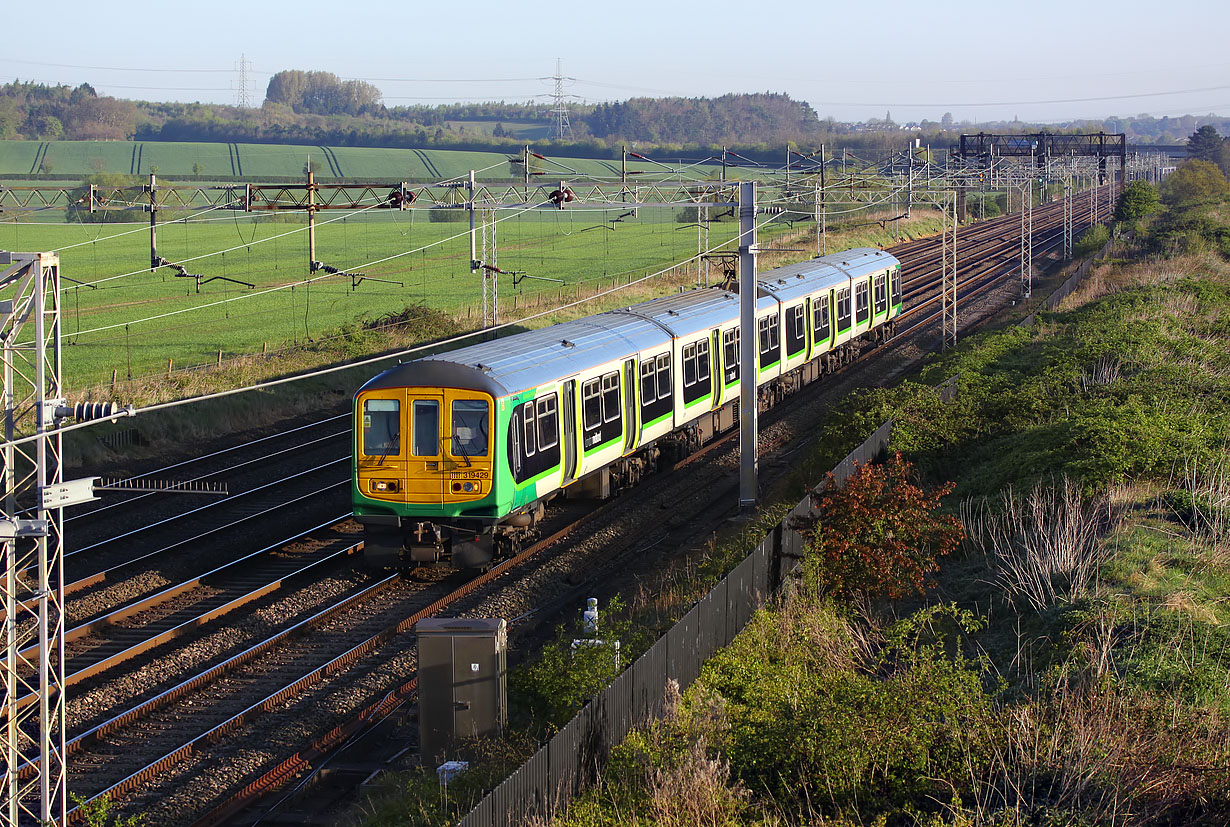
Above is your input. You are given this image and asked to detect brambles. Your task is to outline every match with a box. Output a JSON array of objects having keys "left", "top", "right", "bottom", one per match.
[{"left": 791, "top": 453, "right": 964, "bottom": 601}]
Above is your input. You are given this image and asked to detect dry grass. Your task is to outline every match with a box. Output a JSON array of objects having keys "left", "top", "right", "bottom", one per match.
[
  {"left": 1057, "top": 252, "right": 1227, "bottom": 311},
  {"left": 1173, "top": 452, "right": 1230, "bottom": 552},
  {"left": 965, "top": 477, "right": 1113, "bottom": 612},
  {"left": 953, "top": 685, "right": 1230, "bottom": 827}
]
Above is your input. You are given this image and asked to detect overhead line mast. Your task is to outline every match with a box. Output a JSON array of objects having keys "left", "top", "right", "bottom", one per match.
[{"left": 549, "top": 59, "right": 573, "bottom": 141}]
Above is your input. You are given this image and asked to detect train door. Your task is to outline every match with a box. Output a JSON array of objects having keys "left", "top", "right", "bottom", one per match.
[
  {"left": 622, "top": 359, "right": 639, "bottom": 452},
  {"left": 710, "top": 329, "right": 722, "bottom": 407},
  {"left": 561, "top": 379, "right": 579, "bottom": 483},
  {"left": 804, "top": 297, "right": 813, "bottom": 359},
  {"left": 406, "top": 392, "right": 446, "bottom": 506},
  {"left": 442, "top": 390, "right": 493, "bottom": 503}
]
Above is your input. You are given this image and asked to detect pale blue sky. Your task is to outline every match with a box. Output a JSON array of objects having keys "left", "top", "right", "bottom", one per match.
[{"left": 5, "top": 0, "right": 1227, "bottom": 124}]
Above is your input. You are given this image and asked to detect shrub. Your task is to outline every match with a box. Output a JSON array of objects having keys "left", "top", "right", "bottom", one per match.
[
  {"left": 699, "top": 601, "right": 996, "bottom": 818},
  {"left": 1115, "top": 179, "right": 1160, "bottom": 221},
  {"left": 1074, "top": 223, "right": 1110, "bottom": 257},
  {"left": 1160, "top": 159, "right": 1229, "bottom": 206},
  {"left": 790, "top": 453, "right": 964, "bottom": 601}
]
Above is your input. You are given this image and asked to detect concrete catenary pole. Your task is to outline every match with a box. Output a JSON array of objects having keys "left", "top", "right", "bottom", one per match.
[{"left": 738, "top": 181, "right": 758, "bottom": 510}]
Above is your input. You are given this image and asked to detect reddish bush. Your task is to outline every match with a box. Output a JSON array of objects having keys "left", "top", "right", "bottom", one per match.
[{"left": 791, "top": 453, "right": 963, "bottom": 601}]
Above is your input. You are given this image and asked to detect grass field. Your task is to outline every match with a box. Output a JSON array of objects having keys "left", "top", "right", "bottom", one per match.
[
  {"left": 443, "top": 121, "right": 553, "bottom": 140},
  {"left": 0, "top": 140, "right": 676, "bottom": 181},
  {"left": 1, "top": 205, "right": 749, "bottom": 388},
  {"left": 1, "top": 140, "right": 914, "bottom": 396}
]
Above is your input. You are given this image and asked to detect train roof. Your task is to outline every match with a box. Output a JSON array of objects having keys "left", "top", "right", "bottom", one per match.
[
  {"left": 612, "top": 287, "right": 778, "bottom": 337},
  {"left": 406, "top": 311, "right": 673, "bottom": 397},
  {"left": 759, "top": 248, "right": 897, "bottom": 303},
  {"left": 358, "top": 247, "right": 900, "bottom": 399}
]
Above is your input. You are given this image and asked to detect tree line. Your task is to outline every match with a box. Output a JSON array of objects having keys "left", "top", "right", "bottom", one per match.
[
  {"left": 0, "top": 81, "right": 139, "bottom": 143},
  {"left": 4, "top": 73, "right": 1230, "bottom": 163}
]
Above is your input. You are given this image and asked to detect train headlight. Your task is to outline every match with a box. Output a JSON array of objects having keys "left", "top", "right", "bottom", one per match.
[
  {"left": 462, "top": 481, "right": 476, "bottom": 493},
  {"left": 372, "top": 479, "right": 399, "bottom": 493}
]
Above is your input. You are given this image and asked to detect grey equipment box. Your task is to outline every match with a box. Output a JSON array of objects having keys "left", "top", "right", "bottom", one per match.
[{"left": 416, "top": 617, "right": 508, "bottom": 765}]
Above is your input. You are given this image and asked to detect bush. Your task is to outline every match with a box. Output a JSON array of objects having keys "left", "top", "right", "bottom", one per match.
[
  {"left": 790, "top": 453, "right": 964, "bottom": 601},
  {"left": 697, "top": 601, "right": 996, "bottom": 818},
  {"left": 1115, "top": 179, "right": 1160, "bottom": 221},
  {"left": 1160, "top": 159, "right": 1229, "bottom": 206},
  {"left": 1074, "top": 223, "right": 1110, "bottom": 257}
]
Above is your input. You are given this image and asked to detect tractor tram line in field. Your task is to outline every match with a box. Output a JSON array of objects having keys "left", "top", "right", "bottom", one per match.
[{"left": 39, "top": 200, "right": 1109, "bottom": 823}]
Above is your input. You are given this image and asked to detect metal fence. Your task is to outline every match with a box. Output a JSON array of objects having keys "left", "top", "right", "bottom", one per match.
[
  {"left": 1022, "top": 239, "right": 1115, "bottom": 326},
  {"left": 458, "top": 419, "right": 893, "bottom": 827}
]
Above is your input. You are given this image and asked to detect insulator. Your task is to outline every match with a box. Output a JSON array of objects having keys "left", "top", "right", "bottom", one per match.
[{"left": 73, "top": 402, "right": 123, "bottom": 421}]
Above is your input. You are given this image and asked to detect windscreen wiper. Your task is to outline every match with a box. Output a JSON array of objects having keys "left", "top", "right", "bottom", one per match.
[{"left": 445, "top": 435, "right": 472, "bottom": 467}]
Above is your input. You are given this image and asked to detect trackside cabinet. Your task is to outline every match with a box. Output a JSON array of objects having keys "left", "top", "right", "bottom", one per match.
[{"left": 416, "top": 618, "right": 507, "bottom": 766}]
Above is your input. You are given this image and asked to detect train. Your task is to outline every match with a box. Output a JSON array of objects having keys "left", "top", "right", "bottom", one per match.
[{"left": 352, "top": 247, "right": 902, "bottom": 568}]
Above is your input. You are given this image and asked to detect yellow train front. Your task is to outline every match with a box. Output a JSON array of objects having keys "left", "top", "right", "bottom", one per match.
[
  {"left": 352, "top": 247, "right": 902, "bottom": 568},
  {"left": 354, "top": 362, "right": 512, "bottom": 568}
]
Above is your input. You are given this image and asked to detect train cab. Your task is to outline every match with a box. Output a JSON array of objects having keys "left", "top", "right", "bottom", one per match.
[{"left": 353, "top": 362, "right": 505, "bottom": 568}]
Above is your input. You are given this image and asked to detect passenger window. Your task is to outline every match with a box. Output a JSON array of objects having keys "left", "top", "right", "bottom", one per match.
[
  {"left": 837, "top": 288, "right": 852, "bottom": 328},
  {"left": 815, "top": 295, "right": 831, "bottom": 340},
  {"left": 602, "top": 372, "right": 620, "bottom": 423},
  {"left": 411, "top": 400, "right": 439, "bottom": 457},
  {"left": 683, "top": 343, "right": 697, "bottom": 386},
  {"left": 522, "top": 402, "right": 537, "bottom": 456},
  {"left": 582, "top": 379, "right": 602, "bottom": 430},
  {"left": 537, "top": 395, "right": 558, "bottom": 449},
  {"left": 696, "top": 339, "right": 710, "bottom": 382},
  {"left": 656, "top": 354, "right": 671, "bottom": 399},
  {"left": 723, "top": 328, "right": 739, "bottom": 368},
  {"left": 758, "top": 317, "right": 778, "bottom": 353},
  {"left": 451, "top": 399, "right": 489, "bottom": 457},
  {"left": 640, "top": 360, "right": 656, "bottom": 404},
  {"left": 362, "top": 399, "right": 400, "bottom": 457},
  {"left": 791, "top": 306, "right": 805, "bottom": 338}
]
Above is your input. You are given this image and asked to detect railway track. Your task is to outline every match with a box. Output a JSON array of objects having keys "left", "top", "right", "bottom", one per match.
[{"left": 22, "top": 191, "right": 1113, "bottom": 824}]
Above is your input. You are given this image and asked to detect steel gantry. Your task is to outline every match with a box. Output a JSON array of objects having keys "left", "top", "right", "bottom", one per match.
[
  {"left": 0, "top": 252, "right": 67, "bottom": 827},
  {"left": 956, "top": 132, "right": 1127, "bottom": 187}
]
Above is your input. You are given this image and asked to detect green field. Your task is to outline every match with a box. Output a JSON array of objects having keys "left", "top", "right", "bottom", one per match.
[
  {"left": 0, "top": 141, "right": 897, "bottom": 395},
  {"left": 443, "top": 121, "right": 553, "bottom": 140},
  {"left": 0, "top": 140, "right": 676, "bottom": 181},
  {"left": 0, "top": 206, "right": 745, "bottom": 389}
]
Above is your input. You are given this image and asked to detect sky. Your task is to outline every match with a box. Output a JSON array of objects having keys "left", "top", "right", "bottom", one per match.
[{"left": 4, "top": 0, "right": 1229, "bottom": 125}]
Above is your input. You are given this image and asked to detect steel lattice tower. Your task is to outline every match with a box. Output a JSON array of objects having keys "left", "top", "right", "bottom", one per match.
[
  {"left": 550, "top": 59, "right": 572, "bottom": 141},
  {"left": 0, "top": 251, "right": 67, "bottom": 827},
  {"left": 481, "top": 208, "right": 498, "bottom": 328},
  {"left": 941, "top": 193, "right": 958, "bottom": 351},
  {"left": 1019, "top": 179, "right": 1033, "bottom": 298},
  {"left": 1063, "top": 177, "right": 1074, "bottom": 260},
  {"left": 234, "top": 54, "right": 253, "bottom": 109}
]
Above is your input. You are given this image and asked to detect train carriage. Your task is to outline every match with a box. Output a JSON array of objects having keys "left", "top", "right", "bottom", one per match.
[{"left": 353, "top": 247, "right": 901, "bottom": 568}]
